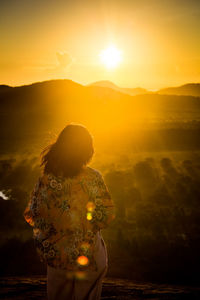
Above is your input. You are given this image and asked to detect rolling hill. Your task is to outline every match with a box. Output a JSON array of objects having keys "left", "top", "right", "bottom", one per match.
[
  {"left": 158, "top": 83, "right": 200, "bottom": 97},
  {"left": 89, "top": 80, "right": 148, "bottom": 96},
  {"left": 0, "top": 79, "right": 200, "bottom": 154}
]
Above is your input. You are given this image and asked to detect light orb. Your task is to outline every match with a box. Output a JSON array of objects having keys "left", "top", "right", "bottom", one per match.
[
  {"left": 77, "top": 255, "right": 89, "bottom": 266},
  {"left": 100, "top": 46, "right": 122, "bottom": 69}
]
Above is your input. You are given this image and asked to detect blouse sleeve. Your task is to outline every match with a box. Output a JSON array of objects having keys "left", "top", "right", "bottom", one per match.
[
  {"left": 87, "top": 171, "right": 115, "bottom": 230},
  {"left": 23, "top": 176, "right": 58, "bottom": 241}
]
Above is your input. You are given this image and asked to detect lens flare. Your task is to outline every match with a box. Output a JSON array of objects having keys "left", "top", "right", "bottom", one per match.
[
  {"left": 77, "top": 255, "right": 89, "bottom": 266},
  {"left": 75, "top": 271, "right": 87, "bottom": 280},
  {"left": 86, "top": 201, "right": 95, "bottom": 212},
  {"left": 87, "top": 212, "right": 93, "bottom": 220}
]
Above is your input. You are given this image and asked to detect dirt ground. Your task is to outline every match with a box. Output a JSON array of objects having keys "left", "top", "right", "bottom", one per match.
[{"left": 0, "top": 276, "right": 200, "bottom": 299}]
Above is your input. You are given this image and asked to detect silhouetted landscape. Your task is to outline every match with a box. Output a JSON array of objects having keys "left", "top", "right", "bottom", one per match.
[
  {"left": 1, "top": 80, "right": 200, "bottom": 154},
  {"left": 158, "top": 83, "right": 200, "bottom": 98},
  {"left": 0, "top": 80, "right": 200, "bottom": 299},
  {"left": 2, "top": 0, "right": 200, "bottom": 297}
]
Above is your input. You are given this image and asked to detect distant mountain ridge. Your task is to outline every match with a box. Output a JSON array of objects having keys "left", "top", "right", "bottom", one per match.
[
  {"left": 1, "top": 80, "right": 200, "bottom": 97},
  {"left": 89, "top": 80, "right": 148, "bottom": 96},
  {"left": 158, "top": 83, "right": 200, "bottom": 97},
  {"left": 89, "top": 81, "right": 200, "bottom": 97},
  {"left": 0, "top": 79, "right": 199, "bottom": 128},
  {"left": 0, "top": 79, "right": 200, "bottom": 154}
]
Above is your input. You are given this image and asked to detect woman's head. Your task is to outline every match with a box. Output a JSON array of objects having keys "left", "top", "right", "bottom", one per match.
[{"left": 40, "top": 123, "right": 94, "bottom": 178}]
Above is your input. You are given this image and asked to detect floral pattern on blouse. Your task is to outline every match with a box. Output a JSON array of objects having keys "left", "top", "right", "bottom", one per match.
[{"left": 24, "top": 166, "right": 115, "bottom": 272}]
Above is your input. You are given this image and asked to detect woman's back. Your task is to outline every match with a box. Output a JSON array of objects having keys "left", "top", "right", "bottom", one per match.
[{"left": 24, "top": 165, "right": 115, "bottom": 273}]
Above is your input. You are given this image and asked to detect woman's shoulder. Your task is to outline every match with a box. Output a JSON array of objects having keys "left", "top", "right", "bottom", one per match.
[
  {"left": 85, "top": 166, "right": 103, "bottom": 179},
  {"left": 39, "top": 167, "right": 103, "bottom": 185}
]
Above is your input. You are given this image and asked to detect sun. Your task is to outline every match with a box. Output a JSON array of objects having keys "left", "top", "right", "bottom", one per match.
[{"left": 99, "top": 45, "right": 122, "bottom": 69}]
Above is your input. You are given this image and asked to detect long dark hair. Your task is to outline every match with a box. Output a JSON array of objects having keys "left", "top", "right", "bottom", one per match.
[{"left": 40, "top": 123, "right": 94, "bottom": 178}]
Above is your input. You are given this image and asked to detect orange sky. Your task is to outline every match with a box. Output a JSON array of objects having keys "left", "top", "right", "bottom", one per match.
[{"left": 0, "top": 0, "right": 200, "bottom": 89}]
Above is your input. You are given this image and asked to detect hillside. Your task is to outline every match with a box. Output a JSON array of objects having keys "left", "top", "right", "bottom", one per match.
[
  {"left": 89, "top": 80, "right": 148, "bottom": 96},
  {"left": 158, "top": 83, "right": 200, "bottom": 97},
  {"left": 1, "top": 79, "right": 200, "bottom": 154},
  {"left": 1, "top": 80, "right": 200, "bottom": 127},
  {"left": 0, "top": 85, "right": 12, "bottom": 94}
]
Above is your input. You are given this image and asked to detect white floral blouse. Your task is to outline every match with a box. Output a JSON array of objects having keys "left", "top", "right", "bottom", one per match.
[{"left": 24, "top": 166, "right": 115, "bottom": 272}]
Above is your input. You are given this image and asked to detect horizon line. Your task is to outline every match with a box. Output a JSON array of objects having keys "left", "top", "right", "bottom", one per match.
[{"left": 0, "top": 78, "right": 200, "bottom": 92}]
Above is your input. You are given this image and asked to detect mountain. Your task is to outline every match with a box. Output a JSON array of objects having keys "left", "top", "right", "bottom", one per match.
[
  {"left": 89, "top": 80, "right": 148, "bottom": 96},
  {"left": 0, "top": 79, "right": 133, "bottom": 140},
  {"left": 90, "top": 81, "right": 200, "bottom": 97},
  {"left": 158, "top": 83, "right": 200, "bottom": 97},
  {"left": 0, "top": 85, "right": 12, "bottom": 94},
  {"left": 0, "top": 79, "right": 200, "bottom": 154},
  {"left": 1, "top": 80, "right": 200, "bottom": 131}
]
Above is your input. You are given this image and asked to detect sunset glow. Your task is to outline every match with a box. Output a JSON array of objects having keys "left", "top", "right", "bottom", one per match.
[{"left": 0, "top": 1, "right": 200, "bottom": 88}]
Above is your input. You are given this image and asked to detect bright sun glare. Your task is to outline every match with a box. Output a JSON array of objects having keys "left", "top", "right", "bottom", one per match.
[{"left": 99, "top": 46, "right": 122, "bottom": 69}]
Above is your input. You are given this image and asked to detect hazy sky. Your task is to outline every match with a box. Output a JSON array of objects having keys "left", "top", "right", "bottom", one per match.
[{"left": 0, "top": 0, "right": 200, "bottom": 89}]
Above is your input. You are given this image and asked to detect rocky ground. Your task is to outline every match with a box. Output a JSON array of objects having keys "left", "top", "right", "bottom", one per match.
[{"left": 0, "top": 276, "right": 200, "bottom": 300}]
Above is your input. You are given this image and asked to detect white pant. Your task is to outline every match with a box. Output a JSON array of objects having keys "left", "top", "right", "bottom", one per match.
[{"left": 47, "top": 231, "right": 108, "bottom": 300}]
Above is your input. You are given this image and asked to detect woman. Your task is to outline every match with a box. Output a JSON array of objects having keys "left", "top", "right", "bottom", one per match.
[{"left": 24, "top": 123, "right": 115, "bottom": 300}]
